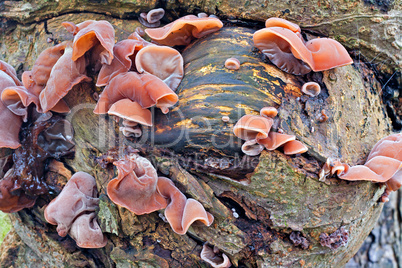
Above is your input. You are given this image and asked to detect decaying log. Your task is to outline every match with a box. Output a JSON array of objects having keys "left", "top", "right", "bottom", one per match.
[{"left": 0, "top": 8, "right": 398, "bottom": 268}]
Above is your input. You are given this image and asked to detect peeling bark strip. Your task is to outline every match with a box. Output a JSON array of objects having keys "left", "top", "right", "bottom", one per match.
[{"left": 0, "top": 9, "right": 396, "bottom": 268}]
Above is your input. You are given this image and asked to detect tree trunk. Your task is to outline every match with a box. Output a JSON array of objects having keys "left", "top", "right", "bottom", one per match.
[{"left": 0, "top": 2, "right": 400, "bottom": 267}]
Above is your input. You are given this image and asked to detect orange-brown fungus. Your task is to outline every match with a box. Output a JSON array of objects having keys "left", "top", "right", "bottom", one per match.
[
  {"left": 145, "top": 15, "right": 223, "bottom": 46},
  {"left": 320, "top": 133, "right": 402, "bottom": 202},
  {"left": 224, "top": 58, "right": 240, "bottom": 70},
  {"left": 301, "top": 82, "right": 321, "bottom": 97}
]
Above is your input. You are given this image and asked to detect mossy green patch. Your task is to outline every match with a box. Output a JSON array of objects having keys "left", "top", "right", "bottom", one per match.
[{"left": 0, "top": 212, "right": 12, "bottom": 245}]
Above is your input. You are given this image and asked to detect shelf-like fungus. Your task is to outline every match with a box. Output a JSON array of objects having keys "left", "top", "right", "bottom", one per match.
[
  {"left": 320, "top": 133, "right": 402, "bottom": 202},
  {"left": 145, "top": 15, "right": 223, "bottom": 46},
  {"left": 253, "top": 18, "right": 353, "bottom": 75}
]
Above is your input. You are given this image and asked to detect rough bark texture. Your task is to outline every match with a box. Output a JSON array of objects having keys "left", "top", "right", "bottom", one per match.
[{"left": 0, "top": 2, "right": 399, "bottom": 268}]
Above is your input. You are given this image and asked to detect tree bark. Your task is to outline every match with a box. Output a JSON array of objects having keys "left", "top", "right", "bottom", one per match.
[{"left": 0, "top": 2, "right": 400, "bottom": 267}]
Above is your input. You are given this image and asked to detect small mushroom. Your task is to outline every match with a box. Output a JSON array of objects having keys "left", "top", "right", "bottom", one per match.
[
  {"left": 260, "top": 106, "right": 278, "bottom": 118},
  {"left": 200, "top": 244, "right": 231, "bottom": 268},
  {"left": 301, "top": 82, "right": 321, "bottom": 97},
  {"left": 224, "top": 58, "right": 240, "bottom": 70},
  {"left": 320, "top": 133, "right": 402, "bottom": 202},
  {"left": 145, "top": 15, "right": 223, "bottom": 46},
  {"left": 147, "top": 8, "right": 165, "bottom": 24},
  {"left": 233, "top": 115, "right": 273, "bottom": 140}
]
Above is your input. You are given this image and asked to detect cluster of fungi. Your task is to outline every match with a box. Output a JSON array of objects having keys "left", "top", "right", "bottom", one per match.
[{"left": 0, "top": 7, "right": 400, "bottom": 267}]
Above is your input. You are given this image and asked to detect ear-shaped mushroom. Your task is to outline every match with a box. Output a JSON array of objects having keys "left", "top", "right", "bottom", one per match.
[
  {"left": 200, "top": 244, "right": 232, "bottom": 268},
  {"left": 62, "top": 20, "right": 115, "bottom": 65},
  {"left": 30, "top": 41, "right": 70, "bottom": 86},
  {"left": 253, "top": 27, "right": 353, "bottom": 74},
  {"left": 253, "top": 27, "right": 312, "bottom": 75},
  {"left": 147, "top": 8, "right": 165, "bottom": 24},
  {"left": 224, "top": 58, "right": 241, "bottom": 70},
  {"left": 323, "top": 133, "right": 402, "bottom": 202},
  {"left": 69, "top": 212, "right": 107, "bottom": 248},
  {"left": 0, "top": 68, "right": 23, "bottom": 149},
  {"left": 0, "top": 168, "right": 37, "bottom": 213},
  {"left": 44, "top": 171, "right": 99, "bottom": 237},
  {"left": 94, "top": 72, "right": 178, "bottom": 114},
  {"left": 156, "top": 176, "right": 214, "bottom": 235},
  {"left": 301, "top": 82, "right": 321, "bottom": 97},
  {"left": 145, "top": 15, "right": 223, "bottom": 46},
  {"left": 303, "top": 38, "right": 354, "bottom": 71},
  {"left": 96, "top": 39, "right": 152, "bottom": 87},
  {"left": 1, "top": 86, "right": 39, "bottom": 122},
  {"left": 241, "top": 139, "right": 264, "bottom": 156},
  {"left": 257, "top": 132, "right": 296, "bottom": 150},
  {"left": 39, "top": 46, "right": 91, "bottom": 112},
  {"left": 282, "top": 140, "right": 309, "bottom": 155},
  {"left": 107, "top": 154, "right": 168, "bottom": 214},
  {"left": 107, "top": 99, "right": 153, "bottom": 127},
  {"left": 135, "top": 45, "right": 184, "bottom": 91},
  {"left": 260, "top": 106, "right": 278, "bottom": 118},
  {"left": 233, "top": 115, "right": 273, "bottom": 140}
]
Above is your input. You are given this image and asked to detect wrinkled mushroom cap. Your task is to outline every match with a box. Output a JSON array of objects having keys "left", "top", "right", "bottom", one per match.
[
  {"left": 44, "top": 171, "right": 99, "bottom": 237},
  {"left": 62, "top": 20, "right": 115, "bottom": 64},
  {"left": 107, "top": 99, "right": 153, "bottom": 127}
]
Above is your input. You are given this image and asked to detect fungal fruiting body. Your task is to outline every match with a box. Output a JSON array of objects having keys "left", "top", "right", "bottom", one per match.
[
  {"left": 224, "top": 57, "right": 240, "bottom": 70},
  {"left": 44, "top": 171, "right": 107, "bottom": 248},
  {"left": 253, "top": 18, "right": 353, "bottom": 75},
  {"left": 233, "top": 107, "right": 308, "bottom": 156},
  {"left": 200, "top": 244, "right": 232, "bottom": 268},
  {"left": 320, "top": 133, "right": 402, "bottom": 202},
  {"left": 145, "top": 15, "right": 223, "bottom": 46},
  {"left": 107, "top": 153, "right": 213, "bottom": 234},
  {"left": 301, "top": 82, "right": 321, "bottom": 97}
]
